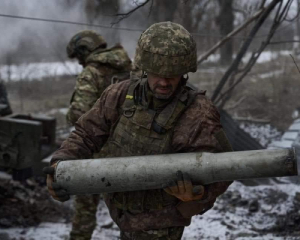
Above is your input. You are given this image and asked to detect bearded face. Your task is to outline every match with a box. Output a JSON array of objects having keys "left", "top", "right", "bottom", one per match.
[{"left": 147, "top": 73, "right": 182, "bottom": 100}]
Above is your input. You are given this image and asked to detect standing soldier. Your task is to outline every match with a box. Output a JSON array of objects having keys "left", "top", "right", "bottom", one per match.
[
  {"left": 65, "top": 30, "right": 132, "bottom": 240},
  {"left": 45, "top": 22, "right": 231, "bottom": 239}
]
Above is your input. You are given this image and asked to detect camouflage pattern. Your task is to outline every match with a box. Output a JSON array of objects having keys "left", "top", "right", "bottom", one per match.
[
  {"left": 134, "top": 22, "right": 197, "bottom": 78},
  {"left": 52, "top": 79, "right": 231, "bottom": 234},
  {"left": 66, "top": 30, "right": 107, "bottom": 59},
  {"left": 100, "top": 78, "right": 194, "bottom": 231},
  {"left": 52, "top": 22, "right": 230, "bottom": 238},
  {"left": 101, "top": 78, "right": 230, "bottom": 232},
  {"left": 52, "top": 80, "right": 226, "bottom": 163},
  {"left": 130, "top": 63, "right": 143, "bottom": 80},
  {"left": 66, "top": 44, "right": 132, "bottom": 125},
  {"left": 69, "top": 194, "right": 100, "bottom": 240},
  {"left": 67, "top": 42, "right": 131, "bottom": 239}
]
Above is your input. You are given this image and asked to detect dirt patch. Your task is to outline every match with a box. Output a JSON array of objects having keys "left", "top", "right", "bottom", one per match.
[{"left": 0, "top": 177, "right": 73, "bottom": 228}]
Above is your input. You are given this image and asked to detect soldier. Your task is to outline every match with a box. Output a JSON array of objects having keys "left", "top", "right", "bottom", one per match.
[
  {"left": 66, "top": 30, "right": 132, "bottom": 125},
  {"left": 45, "top": 22, "right": 232, "bottom": 239},
  {"left": 65, "top": 30, "right": 132, "bottom": 240}
]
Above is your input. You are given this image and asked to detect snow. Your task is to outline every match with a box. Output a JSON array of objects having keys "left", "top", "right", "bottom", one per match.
[
  {"left": 269, "top": 140, "right": 294, "bottom": 149},
  {"left": 258, "top": 70, "right": 284, "bottom": 79},
  {"left": 204, "top": 50, "right": 293, "bottom": 65},
  {"left": 239, "top": 122, "right": 282, "bottom": 148},
  {"left": 282, "top": 132, "right": 299, "bottom": 141},
  {"left": 0, "top": 61, "right": 82, "bottom": 81},
  {"left": 0, "top": 222, "right": 71, "bottom": 240},
  {"left": 0, "top": 171, "right": 12, "bottom": 180},
  {"left": 2, "top": 180, "right": 300, "bottom": 240},
  {"left": 183, "top": 180, "right": 300, "bottom": 239},
  {"left": 289, "top": 122, "right": 300, "bottom": 131},
  {"left": 0, "top": 50, "right": 294, "bottom": 82},
  {"left": 267, "top": 118, "right": 300, "bottom": 149},
  {"left": 2, "top": 115, "right": 300, "bottom": 239}
]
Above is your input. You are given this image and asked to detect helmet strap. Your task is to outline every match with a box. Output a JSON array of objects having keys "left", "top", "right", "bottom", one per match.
[
  {"left": 141, "top": 71, "right": 147, "bottom": 80},
  {"left": 181, "top": 74, "right": 189, "bottom": 86}
]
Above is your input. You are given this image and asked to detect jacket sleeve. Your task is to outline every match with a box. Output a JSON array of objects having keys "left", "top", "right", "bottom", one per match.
[
  {"left": 51, "top": 85, "right": 119, "bottom": 165},
  {"left": 66, "top": 68, "right": 105, "bottom": 125},
  {"left": 173, "top": 95, "right": 225, "bottom": 153},
  {"left": 173, "top": 95, "right": 232, "bottom": 217},
  {"left": 189, "top": 98, "right": 232, "bottom": 203}
]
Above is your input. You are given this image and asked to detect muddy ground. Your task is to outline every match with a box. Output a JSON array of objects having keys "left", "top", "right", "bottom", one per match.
[{"left": 1, "top": 174, "right": 300, "bottom": 240}]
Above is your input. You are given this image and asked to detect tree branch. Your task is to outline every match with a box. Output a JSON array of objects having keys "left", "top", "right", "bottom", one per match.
[
  {"left": 232, "top": 7, "right": 248, "bottom": 20},
  {"left": 197, "top": 8, "right": 265, "bottom": 65},
  {"left": 210, "top": 0, "right": 281, "bottom": 103},
  {"left": 215, "top": 0, "right": 293, "bottom": 108},
  {"left": 290, "top": 54, "right": 300, "bottom": 75},
  {"left": 284, "top": 0, "right": 300, "bottom": 21},
  {"left": 148, "top": 0, "right": 154, "bottom": 17},
  {"left": 111, "top": 0, "right": 151, "bottom": 26},
  {"left": 260, "top": 0, "right": 267, "bottom": 9}
]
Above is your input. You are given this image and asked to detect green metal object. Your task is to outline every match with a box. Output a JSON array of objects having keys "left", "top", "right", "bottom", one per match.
[{"left": 0, "top": 114, "right": 56, "bottom": 172}]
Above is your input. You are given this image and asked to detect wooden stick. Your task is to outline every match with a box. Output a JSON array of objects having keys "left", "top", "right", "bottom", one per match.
[{"left": 290, "top": 54, "right": 300, "bottom": 75}]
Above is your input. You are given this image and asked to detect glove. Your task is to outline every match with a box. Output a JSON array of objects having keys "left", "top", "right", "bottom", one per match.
[
  {"left": 43, "top": 163, "right": 70, "bottom": 202},
  {"left": 163, "top": 171, "right": 205, "bottom": 202}
]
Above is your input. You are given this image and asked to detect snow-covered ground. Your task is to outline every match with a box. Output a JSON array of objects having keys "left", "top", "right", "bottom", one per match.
[
  {"left": 239, "top": 122, "right": 282, "bottom": 148},
  {"left": 0, "top": 50, "right": 295, "bottom": 82},
  {"left": 0, "top": 61, "right": 82, "bottom": 81},
  {"left": 2, "top": 113, "right": 300, "bottom": 240},
  {"left": 1, "top": 180, "right": 300, "bottom": 240},
  {"left": 205, "top": 50, "right": 294, "bottom": 65}
]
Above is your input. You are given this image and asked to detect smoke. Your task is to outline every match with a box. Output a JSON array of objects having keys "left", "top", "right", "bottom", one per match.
[
  {"left": 0, "top": 0, "right": 85, "bottom": 63},
  {"left": 0, "top": 0, "right": 144, "bottom": 65}
]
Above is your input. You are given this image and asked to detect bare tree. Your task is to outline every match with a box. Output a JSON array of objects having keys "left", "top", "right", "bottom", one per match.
[
  {"left": 197, "top": 7, "right": 265, "bottom": 65},
  {"left": 215, "top": 0, "right": 234, "bottom": 65},
  {"left": 212, "top": 0, "right": 296, "bottom": 109},
  {"left": 85, "top": 0, "right": 120, "bottom": 42},
  {"left": 152, "top": 0, "right": 178, "bottom": 23},
  {"left": 111, "top": 0, "right": 151, "bottom": 25}
]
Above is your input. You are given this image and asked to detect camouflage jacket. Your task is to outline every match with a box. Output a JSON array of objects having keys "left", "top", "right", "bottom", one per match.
[
  {"left": 52, "top": 80, "right": 231, "bottom": 230},
  {"left": 66, "top": 44, "right": 132, "bottom": 125}
]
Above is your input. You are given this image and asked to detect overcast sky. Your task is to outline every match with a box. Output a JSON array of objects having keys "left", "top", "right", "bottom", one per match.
[
  {"left": 0, "top": 0, "right": 298, "bottom": 65},
  {"left": 0, "top": 0, "right": 143, "bottom": 64}
]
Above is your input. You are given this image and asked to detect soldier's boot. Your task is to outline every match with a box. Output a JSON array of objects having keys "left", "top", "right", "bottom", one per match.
[
  {"left": 120, "top": 226, "right": 184, "bottom": 240},
  {"left": 69, "top": 194, "right": 100, "bottom": 240}
]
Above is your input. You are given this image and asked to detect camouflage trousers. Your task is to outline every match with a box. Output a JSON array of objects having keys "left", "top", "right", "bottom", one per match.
[
  {"left": 69, "top": 194, "right": 100, "bottom": 240},
  {"left": 120, "top": 226, "right": 184, "bottom": 240}
]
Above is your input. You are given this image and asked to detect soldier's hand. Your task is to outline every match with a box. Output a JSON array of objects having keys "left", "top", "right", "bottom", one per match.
[
  {"left": 163, "top": 171, "right": 205, "bottom": 202},
  {"left": 43, "top": 163, "right": 70, "bottom": 202}
]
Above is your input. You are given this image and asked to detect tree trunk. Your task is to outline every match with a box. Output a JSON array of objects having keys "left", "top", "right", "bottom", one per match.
[
  {"left": 84, "top": 0, "right": 120, "bottom": 43},
  {"left": 216, "top": 0, "right": 234, "bottom": 65},
  {"left": 152, "top": 0, "right": 178, "bottom": 22}
]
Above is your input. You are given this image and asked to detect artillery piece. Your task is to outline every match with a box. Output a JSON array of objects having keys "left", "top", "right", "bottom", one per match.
[{"left": 0, "top": 113, "right": 56, "bottom": 180}]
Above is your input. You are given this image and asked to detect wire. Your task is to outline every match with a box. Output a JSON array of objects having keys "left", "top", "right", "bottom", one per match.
[
  {"left": 0, "top": 12, "right": 295, "bottom": 40},
  {"left": 0, "top": 13, "right": 145, "bottom": 32}
]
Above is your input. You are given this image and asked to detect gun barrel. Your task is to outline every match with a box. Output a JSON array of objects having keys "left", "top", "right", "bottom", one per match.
[{"left": 55, "top": 148, "right": 298, "bottom": 195}]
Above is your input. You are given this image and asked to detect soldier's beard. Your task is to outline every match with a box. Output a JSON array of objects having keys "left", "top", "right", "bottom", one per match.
[{"left": 152, "top": 84, "right": 174, "bottom": 100}]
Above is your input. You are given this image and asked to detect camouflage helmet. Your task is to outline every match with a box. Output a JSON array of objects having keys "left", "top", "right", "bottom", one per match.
[
  {"left": 66, "top": 30, "right": 107, "bottom": 59},
  {"left": 134, "top": 22, "right": 197, "bottom": 78}
]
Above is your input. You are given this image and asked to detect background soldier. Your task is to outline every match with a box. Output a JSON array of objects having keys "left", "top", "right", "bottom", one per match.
[
  {"left": 45, "top": 22, "right": 232, "bottom": 240},
  {"left": 65, "top": 30, "right": 132, "bottom": 240}
]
